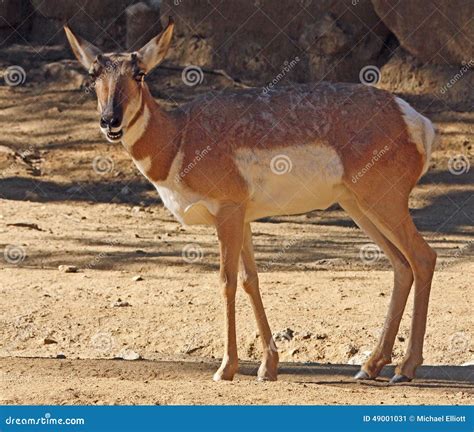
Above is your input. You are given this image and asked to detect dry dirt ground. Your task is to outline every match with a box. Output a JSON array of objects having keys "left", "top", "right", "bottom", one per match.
[{"left": 0, "top": 60, "right": 473, "bottom": 405}]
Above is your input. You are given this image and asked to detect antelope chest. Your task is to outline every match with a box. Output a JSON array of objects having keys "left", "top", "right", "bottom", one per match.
[{"left": 132, "top": 153, "right": 218, "bottom": 226}]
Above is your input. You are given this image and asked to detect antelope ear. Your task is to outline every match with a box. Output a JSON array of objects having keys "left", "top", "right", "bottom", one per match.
[
  {"left": 137, "top": 17, "right": 174, "bottom": 73},
  {"left": 64, "top": 25, "right": 101, "bottom": 70}
]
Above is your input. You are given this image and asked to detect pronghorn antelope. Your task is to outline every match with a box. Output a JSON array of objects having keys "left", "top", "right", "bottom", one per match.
[{"left": 64, "top": 18, "right": 437, "bottom": 384}]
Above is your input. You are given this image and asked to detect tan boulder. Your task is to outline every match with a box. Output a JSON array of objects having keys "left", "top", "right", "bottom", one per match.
[{"left": 372, "top": 0, "right": 473, "bottom": 65}]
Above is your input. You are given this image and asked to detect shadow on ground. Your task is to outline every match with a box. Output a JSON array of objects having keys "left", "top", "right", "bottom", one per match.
[{"left": 2, "top": 357, "right": 473, "bottom": 388}]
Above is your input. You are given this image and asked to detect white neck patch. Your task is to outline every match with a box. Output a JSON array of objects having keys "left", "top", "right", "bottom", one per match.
[{"left": 122, "top": 104, "right": 151, "bottom": 148}]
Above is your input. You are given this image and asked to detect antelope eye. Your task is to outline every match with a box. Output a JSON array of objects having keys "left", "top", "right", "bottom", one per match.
[
  {"left": 88, "top": 69, "right": 100, "bottom": 80},
  {"left": 134, "top": 71, "right": 146, "bottom": 82}
]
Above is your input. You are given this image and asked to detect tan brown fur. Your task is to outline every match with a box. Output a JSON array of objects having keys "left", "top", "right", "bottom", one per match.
[
  {"left": 65, "top": 20, "right": 437, "bottom": 384},
  {"left": 127, "top": 88, "right": 181, "bottom": 182},
  {"left": 173, "top": 84, "right": 425, "bottom": 202}
]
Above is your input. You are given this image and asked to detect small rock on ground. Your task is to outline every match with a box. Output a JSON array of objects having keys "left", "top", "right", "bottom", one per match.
[{"left": 58, "top": 265, "right": 78, "bottom": 273}]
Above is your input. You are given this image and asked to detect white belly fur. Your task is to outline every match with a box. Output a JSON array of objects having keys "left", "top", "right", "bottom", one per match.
[
  {"left": 132, "top": 144, "right": 344, "bottom": 226},
  {"left": 235, "top": 144, "right": 344, "bottom": 221},
  {"left": 132, "top": 152, "right": 218, "bottom": 226}
]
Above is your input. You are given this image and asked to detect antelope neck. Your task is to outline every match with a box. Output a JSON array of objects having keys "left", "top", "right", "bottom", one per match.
[{"left": 122, "top": 85, "right": 181, "bottom": 183}]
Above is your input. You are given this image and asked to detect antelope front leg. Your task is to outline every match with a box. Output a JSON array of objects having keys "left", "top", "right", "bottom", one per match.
[
  {"left": 213, "top": 203, "right": 245, "bottom": 382},
  {"left": 240, "top": 223, "right": 278, "bottom": 381}
]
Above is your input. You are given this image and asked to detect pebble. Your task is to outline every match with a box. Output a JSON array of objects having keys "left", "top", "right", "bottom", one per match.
[
  {"left": 58, "top": 265, "right": 78, "bottom": 273},
  {"left": 113, "top": 298, "right": 131, "bottom": 307},
  {"left": 24, "top": 191, "right": 39, "bottom": 200},
  {"left": 184, "top": 345, "right": 204, "bottom": 354},
  {"left": 44, "top": 337, "right": 57, "bottom": 345},
  {"left": 119, "top": 349, "right": 141, "bottom": 361},
  {"left": 132, "top": 275, "right": 143, "bottom": 282},
  {"left": 347, "top": 344, "right": 358, "bottom": 356},
  {"left": 274, "top": 328, "right": 294, "bottom": 342}
]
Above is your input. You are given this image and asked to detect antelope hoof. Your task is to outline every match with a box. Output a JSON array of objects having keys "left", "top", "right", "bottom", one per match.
[
  {"left": 257, "top": 364, "right": 278, "bottom": 382},
  {"left": 389, "top": 374, "right": 412, "bottom": 384},
  {"left": 354, "top": 369, "right": 373, "bottom": 380},
  {"left": 213, "top": 364, "right": 237, "bottom": 382}
]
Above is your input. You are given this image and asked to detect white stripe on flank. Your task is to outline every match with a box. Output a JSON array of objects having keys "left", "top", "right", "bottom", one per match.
[{"left": 235, "top": 144, "right": 344, "bottom": 221}]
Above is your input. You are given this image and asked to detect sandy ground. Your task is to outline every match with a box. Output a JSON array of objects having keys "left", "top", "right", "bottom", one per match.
[
  {"left": 0, "top": 60, "right": 473, "bottom": 404},
  {"left": 1, "top": 358, "right": 472, "bottom": 405}
]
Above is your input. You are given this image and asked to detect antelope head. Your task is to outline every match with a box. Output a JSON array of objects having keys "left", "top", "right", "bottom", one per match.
[{"left": 64, "top": 18, "right": 174, "bottom": 143}]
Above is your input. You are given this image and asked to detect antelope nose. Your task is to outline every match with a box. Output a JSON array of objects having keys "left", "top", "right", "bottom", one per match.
[{"left": 100, "top": 116, "right": 121, "bottom": 129}]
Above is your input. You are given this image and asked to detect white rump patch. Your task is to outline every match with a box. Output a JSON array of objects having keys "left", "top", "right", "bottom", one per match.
[{"left": 395, "top": 97, "right": 435, "bottom": 174}]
